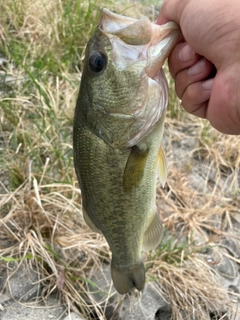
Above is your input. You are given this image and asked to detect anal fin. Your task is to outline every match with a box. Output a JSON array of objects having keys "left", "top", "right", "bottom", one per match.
[
  {"left": 143, "top": 210, "right": 163, "bottom": 251},
  {"left": 83, "top": 207, "right": 101, "bottom": 234}
]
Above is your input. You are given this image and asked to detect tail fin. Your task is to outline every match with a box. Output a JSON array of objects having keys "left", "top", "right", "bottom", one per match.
[{"left": 111, "top": 261, "right": 145, "bottom": 294}]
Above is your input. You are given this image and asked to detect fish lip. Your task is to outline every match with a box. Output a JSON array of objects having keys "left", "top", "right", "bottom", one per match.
[
  {"left": 145, "top": 24, "right": 181, "bottom": 79},
  {"left": 99, "top": 8, "right": 137, "bottom": 33},
  {"left": 98, "top": 8, "right": 181, "bottom": 78}
]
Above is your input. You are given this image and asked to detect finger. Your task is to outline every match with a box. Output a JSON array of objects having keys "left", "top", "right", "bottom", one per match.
[
  {"left": 207, "top": 68, "right": 240, "bottom": 135},
  {"left": 168, "top": 42, "right": 200, "bottom": 79},
  {"left": 181, "top": 80, "right": 212, "bottom": 118},
  {"left": 156, "top": 0, "right": 188, "bottom": 24},
  {"left": 175, "top": 58, "right": 214, "bottom": 99}
]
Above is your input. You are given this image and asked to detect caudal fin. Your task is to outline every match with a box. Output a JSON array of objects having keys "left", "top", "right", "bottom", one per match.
[{"left": 111, "top": 261, "right": 145, "bottom": 294}]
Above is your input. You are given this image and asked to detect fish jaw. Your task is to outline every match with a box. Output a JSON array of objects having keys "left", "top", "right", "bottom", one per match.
[
  {"left": 100, "top": 8, "right": 138, "bottom": 32},
  {"left": 145, "top": 22, "right": 180, "bottom": 79},
  {"left": 99, "top": 8, "right": 181, "bottom": 77}
]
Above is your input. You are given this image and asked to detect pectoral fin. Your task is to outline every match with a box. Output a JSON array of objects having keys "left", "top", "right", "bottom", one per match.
[
  {"left": 143, "top": 210, "right": 163, "bottom": 251},
  {"left": 83, "top": 207, "right": 101, "bottom": 234},
  {"left": 157, "top": 145, "right": 167, "bottom": 188},
  {"left": 123, "top": 146, "right": 149, "bottom": 193}
]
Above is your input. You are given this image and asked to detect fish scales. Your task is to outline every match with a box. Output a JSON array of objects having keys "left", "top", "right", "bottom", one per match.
[
  {"left": 73, "top": 8, "right": 181, "bottom": 294},
  {"left": 74, "top": 115, "right": 161, "bottom": 256}
]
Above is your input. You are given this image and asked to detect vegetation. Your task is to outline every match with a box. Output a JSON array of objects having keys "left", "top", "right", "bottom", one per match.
[{"left": 0, "top": 0, "right": 239, "bottom": 319}]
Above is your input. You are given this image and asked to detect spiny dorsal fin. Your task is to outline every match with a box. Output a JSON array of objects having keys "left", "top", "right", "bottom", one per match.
[
  {"left": 157, "top": 145, "right": 167, "bottom": 188},
  {"left": 123, "top": 145, "right": 149, "bottom": 193}
]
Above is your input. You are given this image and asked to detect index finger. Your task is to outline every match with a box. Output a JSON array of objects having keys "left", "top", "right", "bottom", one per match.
[{"left": 156, "top": 0, "right": 186, "bottom": 25}]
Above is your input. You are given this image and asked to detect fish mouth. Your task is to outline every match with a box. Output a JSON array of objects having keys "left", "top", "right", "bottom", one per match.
[
  {"left": 145, "top": 23, "right": 181, "bottom": 79},
  {"left": 99, "top": 8, "right": 181, "bottom": 79}
]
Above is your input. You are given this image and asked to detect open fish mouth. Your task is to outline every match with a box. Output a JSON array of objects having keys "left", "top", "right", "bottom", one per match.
[{"left": 99, "top": 8, "right": 181, "bottom": 79}]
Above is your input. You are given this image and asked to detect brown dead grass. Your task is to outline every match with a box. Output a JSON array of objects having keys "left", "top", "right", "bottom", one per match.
[{"left": 0, "top": 175, "right": 110, "bottom": 317}]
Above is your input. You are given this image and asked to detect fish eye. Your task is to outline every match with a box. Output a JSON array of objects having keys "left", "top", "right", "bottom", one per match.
[{"left": 89, "top": 52, "right": 107, "bottom": 73}]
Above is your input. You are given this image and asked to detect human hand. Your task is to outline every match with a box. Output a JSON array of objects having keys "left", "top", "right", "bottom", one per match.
[{"left": 157, "top": 0, "right": 240, "bottom": 135}]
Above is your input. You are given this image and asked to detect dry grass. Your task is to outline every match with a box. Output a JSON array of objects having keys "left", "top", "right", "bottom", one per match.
[
  {"left": 0, "top": 0, "right": 240, "bottom": 319},
  {"left": 0, "top": 172, "right": 110, "bottom": 317},
  {"left": 148, "top": 258, "right": 228, "bottom": 319}
]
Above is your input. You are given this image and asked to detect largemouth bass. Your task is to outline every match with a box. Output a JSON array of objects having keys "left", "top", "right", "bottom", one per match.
[{"left": 73, "top": 8, "right": 180, "bottom": 294}]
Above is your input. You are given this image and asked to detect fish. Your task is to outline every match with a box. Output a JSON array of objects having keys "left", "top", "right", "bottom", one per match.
[{"left": 73, "top": 8, "right": 180, "bottom": 294}]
